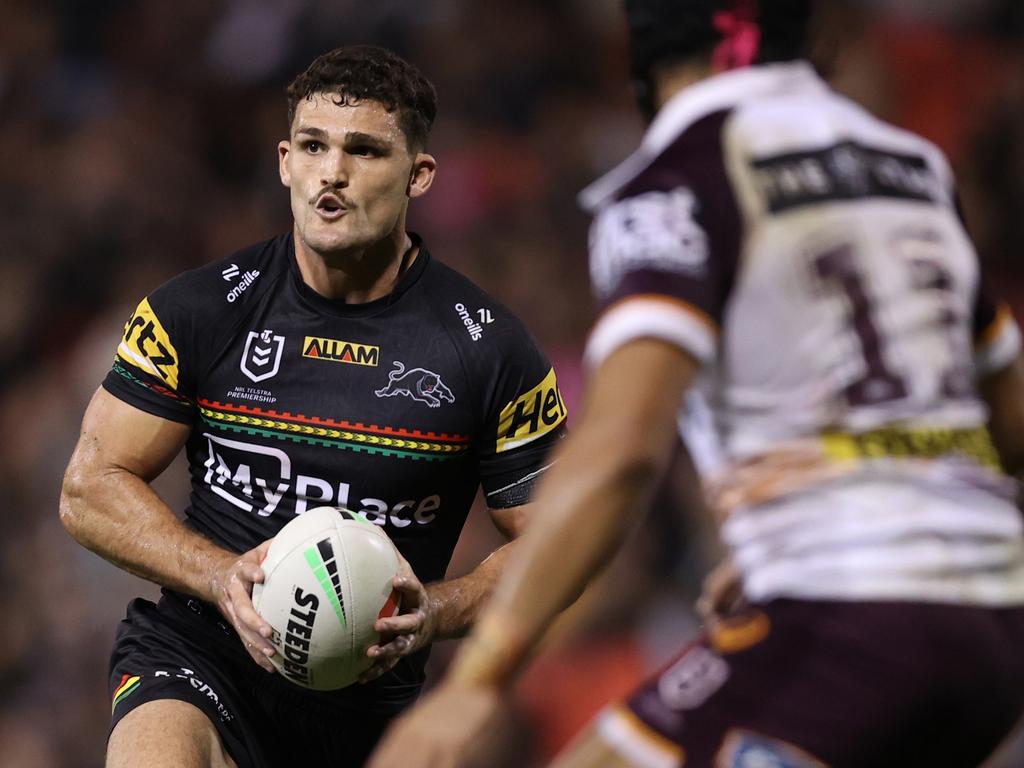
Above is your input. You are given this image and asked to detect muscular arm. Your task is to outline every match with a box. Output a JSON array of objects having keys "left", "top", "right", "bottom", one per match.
[
  {"left": 426, "top": 503, "right": 531, "bottom": 640},
  {"left": 363, "top": 503, "right": 535, "bottom": 679},
  {"left": 449, "top": 338, "right": 699, "bottom": 686},
  {"left": 59, "top": 387, "right": 277, "bottom": 670},
  {"left": 59, "top": 387, "right": 232, "bottom": 594},
  {"left": 366, "top": 338, "right": 699, "bottom": 767},
  {"left": 979, "top": 352, "right": 1024, "bottom": 477}
]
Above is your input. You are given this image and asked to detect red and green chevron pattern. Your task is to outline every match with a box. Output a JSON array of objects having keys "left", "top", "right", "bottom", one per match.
[{"left": 197, "top": 399, "right": 471, "bottom": 462}]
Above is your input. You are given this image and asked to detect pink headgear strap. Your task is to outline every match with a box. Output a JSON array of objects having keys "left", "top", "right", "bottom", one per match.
[{"left": 712, "top": 0, "right": 761, "bottom": 71}]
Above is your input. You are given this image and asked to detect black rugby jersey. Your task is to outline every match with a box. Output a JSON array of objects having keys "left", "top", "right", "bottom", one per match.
[{"left": 102, "top": 232, "right": 566, "bottom": 704}]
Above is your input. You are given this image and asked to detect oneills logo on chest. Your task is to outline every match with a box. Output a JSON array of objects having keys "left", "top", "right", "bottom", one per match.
[{"left": 302, "top": 337, "right": 379, "bottom": 367}]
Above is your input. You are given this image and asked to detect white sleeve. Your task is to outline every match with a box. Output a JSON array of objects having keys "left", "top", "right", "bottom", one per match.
[{"left": 584, "top": 296, "right": 716, "bottom": 370}]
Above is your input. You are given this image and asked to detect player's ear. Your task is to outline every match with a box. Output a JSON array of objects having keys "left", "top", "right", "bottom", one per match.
[
  {"left": 408, "top": 153, "right": 436, "bottom": 199},
  {"left": 278, "top": 140, "right": 292, "bottom": 188}
]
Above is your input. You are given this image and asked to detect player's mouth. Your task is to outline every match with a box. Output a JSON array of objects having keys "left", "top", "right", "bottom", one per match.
[{"left": 314, "top": 193, "right": 348, "bottom": 221}]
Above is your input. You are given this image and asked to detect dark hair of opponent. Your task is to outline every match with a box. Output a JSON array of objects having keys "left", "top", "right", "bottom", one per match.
[
  {"left": 625, "top": 0, "right": 814, "bottom": 118},
  {"left": 286, "top": 45, "right": 438, "bottom": 151}
]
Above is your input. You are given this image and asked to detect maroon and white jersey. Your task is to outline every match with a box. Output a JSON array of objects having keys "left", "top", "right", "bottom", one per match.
[{"left": 582, "top": 62, "right": 1024, "bottom": 605}]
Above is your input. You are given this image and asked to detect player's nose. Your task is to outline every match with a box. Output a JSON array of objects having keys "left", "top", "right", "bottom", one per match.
[{"left": 320, "top": 151, "right": 350, "bottom": 188}]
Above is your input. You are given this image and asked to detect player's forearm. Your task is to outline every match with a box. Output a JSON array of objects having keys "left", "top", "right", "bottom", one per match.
[
  {"left": 449, "top": 441, "right": 665, "bottom": 687},
  {"left": 425, "top": 540, "right": 519, "bottom": 640},
  {"left": 59, "top": 462, "right": 234, "bottom": 601},
  {"left": 445, "top": 339, "right": 697, "bottom": 689}
]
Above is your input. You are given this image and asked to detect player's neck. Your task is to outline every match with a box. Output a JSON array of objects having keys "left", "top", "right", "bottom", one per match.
[
  {"left": 293, "top": 226, "right": 418, "bottom": 304},
  {"left": 653, "top": 59, "right": 714, "bottom": 111}
]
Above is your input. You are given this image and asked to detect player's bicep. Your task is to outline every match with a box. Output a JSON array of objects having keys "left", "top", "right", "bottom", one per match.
[
  {"left": 578, "top": 338, "right": 700, "bottom": 467},
  {"left": 477, "top": 342, "right": 567, "bottom": 510},
  {"left": 73, "top": 387, "right": 191, "bottom": 482}
]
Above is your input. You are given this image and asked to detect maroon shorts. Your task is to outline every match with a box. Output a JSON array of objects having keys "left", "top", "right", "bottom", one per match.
[{"left": 597, "top": 599, "right": 1024, "bottom": 768}]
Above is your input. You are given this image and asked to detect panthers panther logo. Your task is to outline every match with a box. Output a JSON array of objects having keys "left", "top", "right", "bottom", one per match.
[{"left": 374, "top": 362, "right": 455, "bottom": 408}]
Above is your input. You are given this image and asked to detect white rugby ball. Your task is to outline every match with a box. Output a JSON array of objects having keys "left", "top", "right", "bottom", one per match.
[{"left": 252, "top": 506, "right": 401, "bottom": 690}]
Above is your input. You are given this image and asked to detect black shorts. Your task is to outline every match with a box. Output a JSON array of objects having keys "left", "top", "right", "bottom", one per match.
[
  {"left": 597, "top": 599, "right": 1024, "bottom": 768},
  {"left": 108, "top": 594, "right": 420, "bottom": 768}
]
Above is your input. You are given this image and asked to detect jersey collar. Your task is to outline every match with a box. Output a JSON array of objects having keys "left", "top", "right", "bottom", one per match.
[{"left": 287, "top": 231, "right": 431, "bottom": 318}]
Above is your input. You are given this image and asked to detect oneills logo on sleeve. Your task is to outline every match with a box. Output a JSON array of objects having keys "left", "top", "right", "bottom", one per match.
[
  {"left": 496, "top": 368, "right": 566, "bottom": 453},
  {"left": 117, "top": 297, "right": 181, "bottom": 389}
]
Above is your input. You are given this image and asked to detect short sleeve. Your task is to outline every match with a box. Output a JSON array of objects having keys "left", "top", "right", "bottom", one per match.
[
  {"left": 102, "top": 285, "right": 198, "bottom": 424},
  {"left": 583, "top": 111, "right": 741, "bottom": 371},
  {"left": 476, "top": 336, "right": 567, "bottom": 509},
  {"left": 585, "top": 188, "right": 725, "bottom": 369}
]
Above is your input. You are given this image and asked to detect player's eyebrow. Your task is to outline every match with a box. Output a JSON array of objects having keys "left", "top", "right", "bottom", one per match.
[
  {"left": 295, "top": 126, "right": 329, "bottom": 140},
  {"left": 294, "top": 127, "right": 394, "bottom": 150},
  {"left": 344, "top": 131, "right": 393, "bottom": 149}
]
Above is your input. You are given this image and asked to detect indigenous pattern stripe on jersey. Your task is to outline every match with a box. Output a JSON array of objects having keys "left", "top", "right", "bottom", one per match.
[
  {"left": 581, "top": 61, "right": 1024, "bottom": 607},
  {"left": 102, "top": 232, "right": 566, "bottom": 707},
  {"left": 196, "top": 399, "right": 471, "bottom": 461}
]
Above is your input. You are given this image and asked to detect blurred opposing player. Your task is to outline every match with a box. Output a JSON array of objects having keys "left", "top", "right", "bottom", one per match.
[
  {"left": 59, "top": 46, "right": 565, "bottom": 767},
  {"left": 369, "top": 1, "right": 1024, "bottom": 766}
]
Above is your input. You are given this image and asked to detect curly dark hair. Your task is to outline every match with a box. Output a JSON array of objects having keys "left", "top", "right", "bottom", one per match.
[{"left": 286, "top": 45, "right": 437, "bottom": 150}]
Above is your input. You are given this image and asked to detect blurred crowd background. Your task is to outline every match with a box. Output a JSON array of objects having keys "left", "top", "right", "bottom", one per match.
[{"left": 2, "top": 0, "right": 1023, "bottom": 765}]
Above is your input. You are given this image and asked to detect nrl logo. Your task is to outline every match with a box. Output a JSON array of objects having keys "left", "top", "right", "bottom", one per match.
[
  {"left": 241, "top": 329, "right": 285, "bottom": 383},
  {"left": 375, "top": 361, "right": 454, "bottom": 409}
]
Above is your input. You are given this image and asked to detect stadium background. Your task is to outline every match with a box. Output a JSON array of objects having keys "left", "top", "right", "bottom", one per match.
[{"left": 2, "top": 0, "right": 1023, "bottom": 764}]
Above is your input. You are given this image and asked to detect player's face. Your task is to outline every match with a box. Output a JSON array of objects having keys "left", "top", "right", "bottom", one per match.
[{"left": 279, "top": 93, "right": 435, "bottom": 256}]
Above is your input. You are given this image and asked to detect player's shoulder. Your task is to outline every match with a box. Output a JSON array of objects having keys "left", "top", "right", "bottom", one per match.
[
  {"left": 579, "top": 109, "right": 719, "bottom": 215},
  {"left": 580, "top": 85, "right": 728, "bottom": 301},
  {"left": 150, "top": 232, "right": 291, "bottom": 314},
  {"left": 115, "top": 233, "right": 292, "bottom": 392},
  {"left": 576, "top": 68, "right": 751, "bottom": 287},
  {"left": 122, "top": 233, "right": 292, "bottom": 379},
  {"left": 419, "top": 250, "right": 562, "bottom": 446},
  {"left": 585, "top": 62, "right": 899, "bottom": 212},
  {"left": 420, "top": 255, "right": 540, "bottom": 354},
  {"left": 729, "top": 69, "right": 956, "bottom": 197},
  {"left": 581, "top": 64, "right": 809, "bottom": 212},
  {"left": 832, "top": 98, "right": 955, "bottom": 189}
]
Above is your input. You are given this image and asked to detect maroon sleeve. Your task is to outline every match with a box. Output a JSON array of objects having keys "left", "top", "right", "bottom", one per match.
[{"left": 589, "top": 110, "right": 743, "bottom": 327}]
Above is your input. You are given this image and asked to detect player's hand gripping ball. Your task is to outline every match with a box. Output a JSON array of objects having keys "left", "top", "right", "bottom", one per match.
[{"left": 252, "top": 506, "right": 401, "bottom": 690}]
